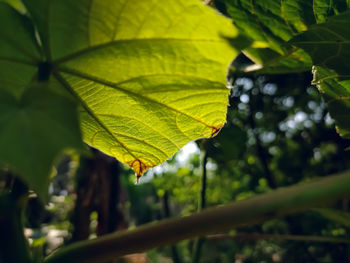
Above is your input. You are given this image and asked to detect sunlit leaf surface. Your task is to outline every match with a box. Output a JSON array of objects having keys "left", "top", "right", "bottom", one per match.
[
  {"left": 23, "top": 0, "right": 238, "bottom": 178},
  {"left": 0, "top": 0, "right": 239, "bottom": 196}
]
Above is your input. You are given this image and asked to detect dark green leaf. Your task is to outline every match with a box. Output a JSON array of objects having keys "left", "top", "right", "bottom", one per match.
[
  {"left": 219, "top": 0, "right": 315, "bottom": 73},
  {"left": 0, "top": 85, "right": 82, "bottom": 199},
  {"left": 312, "top": 66, "right": 350, "bottom": 138},
  {"left": 291, "top": 11, "right": 350, "bottom": 76},
  {"left": 0, "top": 3, "right": 83, "bottom": 199}
]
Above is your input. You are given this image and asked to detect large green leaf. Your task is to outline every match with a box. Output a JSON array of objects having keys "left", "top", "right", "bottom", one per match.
[
  {"left": 0, "top": 3, "right": 82, "bottom": 198},
  {"left": 10, "top": 0, "right": 239, "bottom": 180},
  {"left": 217, "top": 0, "right": 349, "bottom": 73},
  {"left": 291, "top": 11, "right": 350, "bottom": 138}
]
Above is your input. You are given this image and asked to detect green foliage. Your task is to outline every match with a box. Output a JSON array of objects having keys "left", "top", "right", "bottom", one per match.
[
  {"left": 218, "top": 0, "right": 350, "bottom": 74},
  {"left": 291, "top": 12, "right": 350, "bottom": 137},
  {"left": 217, "top": 0, "right": 350, "bottom": 144},
  {"left": 216, "top": 0, "right": 313, "bottom": 73},
  {"left": 2, "top": 0, "right": 350, "bottom": 262},
  {"left": 0, "top": 3, "right": 83, "bottom": 198}
]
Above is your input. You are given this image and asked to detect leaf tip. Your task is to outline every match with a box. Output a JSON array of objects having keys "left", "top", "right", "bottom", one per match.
[
  {"left": 211, "top": 124, "right": 224, "bottom": 137},
  {"left": 128, "top": 159, "right": 149, "bottom": 182}
]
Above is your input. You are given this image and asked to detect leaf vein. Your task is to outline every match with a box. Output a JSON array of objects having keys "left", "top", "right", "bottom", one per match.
[
  {"left": 54, "top": 72, "right": 140, "bottom": 162},
  {"left": 58, "top": 67, "right": 219, "bottom": 130},
  {"left": 95, "top": 113, "right": 180, "bottom": 149}
]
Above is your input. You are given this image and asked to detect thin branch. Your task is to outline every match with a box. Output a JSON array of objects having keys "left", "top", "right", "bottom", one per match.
[
  {"left": 199, "top": 150, "right": 208, "bottom": 210},
  {"left": 192, "top": 148, "right": 209, "bottom": 263},
  {"left": 45, "top": 171, "right": 350, "bottom": 263},
  {"left": 162, "top": 191, "right": 182, "bottom": 263}
]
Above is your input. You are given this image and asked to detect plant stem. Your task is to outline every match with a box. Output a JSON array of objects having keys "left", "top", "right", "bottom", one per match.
[
  {"left": 162, "top": 191, "right": 182, "bottom": 263},
  {"left": 192, "top": 150, "right": 208, "bottom": 263},
  {"left": 46, "top": 171, "right": 350, "bottom": 263},
  {"left": 199, "top": 151, "right": 208, "bottom": 211}
]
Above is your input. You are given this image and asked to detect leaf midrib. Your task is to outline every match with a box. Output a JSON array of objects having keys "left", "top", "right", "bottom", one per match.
[
  {"left": 53, "top": 37, "right": 228, "bottom": 65},
  {"left": 0, "top": 57, "right": 36, "bottom": 66}
]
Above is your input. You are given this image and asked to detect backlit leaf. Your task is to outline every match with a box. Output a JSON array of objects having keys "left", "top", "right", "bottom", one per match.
[{"left": 19, "top": 0, "right": 239, "bottom": 180}]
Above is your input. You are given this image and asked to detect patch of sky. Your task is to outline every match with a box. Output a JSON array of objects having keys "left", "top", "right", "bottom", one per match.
[{"left": 262, "top": 83, "right": 277, "bottom": 95}]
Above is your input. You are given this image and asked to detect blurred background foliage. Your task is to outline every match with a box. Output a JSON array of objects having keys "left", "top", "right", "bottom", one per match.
[{"left": 7, "top": 68, "right": 350, "bottom": 263}]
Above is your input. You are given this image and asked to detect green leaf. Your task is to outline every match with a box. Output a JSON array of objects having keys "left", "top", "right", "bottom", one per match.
[
  {"left": 291, "top": 10, "right": 350, "bottom": 76},
  {"left": 291, "top": 11, "right": 350, "bottom": 138},
  {"left": 312, "top": 0, "right": 349, "bottom": 23},
  {"left": 0, "top": 3, "right": 40, "bottom": 67},
  {"left": 21, "top": 0, "right": 239, "bottom": 178},
  {"left": 0, "top": 3, "right": 82, "bottom": 199},
  {"left": 219, "top": 0, "right": 350, "bottom": 73},
  {"left": 311, "top": 66, "right": 350, "bottom": 138},
  {"left": 0, "top": 85, "right": 82, "bottom": 199},
  {"left": 218, "top": 0, "right": 315, "bottom": 73}
]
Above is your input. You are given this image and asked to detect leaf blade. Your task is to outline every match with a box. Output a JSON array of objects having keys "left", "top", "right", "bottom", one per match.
[{"left": 24, "top": 0, "right": 240, "bottom": 176}]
